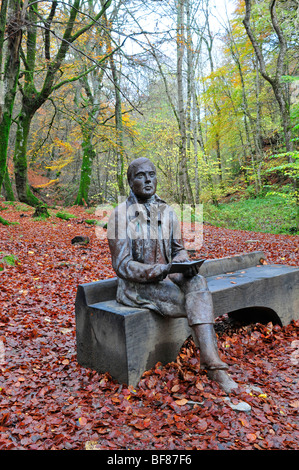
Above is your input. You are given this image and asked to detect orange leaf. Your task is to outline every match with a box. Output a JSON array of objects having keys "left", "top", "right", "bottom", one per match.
[
  {"left": 195, "top": 381, "right": 204, "bottom": 391},
  {"left": 239, "top": 418, "right": 249, "bottom": 427},
  {"left": 175, "top": 398, "right": 189, "bottom": 406},
  {"left": 289, "top": 400, "right": 299, "bottom": 408},
  {"left": 79, "top": 417, "right": 87, "bottom": 426}
]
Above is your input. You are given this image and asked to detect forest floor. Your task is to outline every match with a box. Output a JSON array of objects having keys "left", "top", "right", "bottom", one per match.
[{"left": 0, "top": 203, "right": 298, "bottom": 451}]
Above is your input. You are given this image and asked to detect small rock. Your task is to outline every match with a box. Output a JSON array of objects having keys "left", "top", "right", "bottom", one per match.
[
  {"left": 245, "top": 385, "right": 264, "bottom": 395},
  {"left": 71, "top": 236, "right": 89, "bottom": 245},
  {"left": 223, "top": 397, "right": 251, "bottom": 412}
]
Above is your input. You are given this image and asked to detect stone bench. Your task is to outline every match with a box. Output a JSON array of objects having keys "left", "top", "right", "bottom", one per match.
[{"left": 75, "top": 251, "right": 299, "bottom": 387}]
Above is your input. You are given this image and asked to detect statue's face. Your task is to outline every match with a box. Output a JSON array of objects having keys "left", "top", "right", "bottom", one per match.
[{"left": 129, "top": 161, "right": 157, "bottom": 200}]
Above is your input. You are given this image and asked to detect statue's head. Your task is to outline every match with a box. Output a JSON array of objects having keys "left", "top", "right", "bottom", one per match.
[{"left": 127, "top": 158, "right": 157, "bottom": 200}]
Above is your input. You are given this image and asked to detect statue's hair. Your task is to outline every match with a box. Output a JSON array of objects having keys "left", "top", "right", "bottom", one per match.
[{"left": 127, "top": 157, "right": 156, "bottom": 184}]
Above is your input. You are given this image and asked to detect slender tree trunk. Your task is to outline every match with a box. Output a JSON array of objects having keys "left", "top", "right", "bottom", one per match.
[
  {"left": 177, "top": 0, "right": 194, "bottom": 207},
  {"left": 101, "top": 1, "right": 125, "bottom": 197},
  {"left": 193, "top": 102, "right": 200, "bottom": 204},
  {"left": 75, "top": 129, "right": 95, "bottom": 205},
  {"left": 186, "top": 0, "right": 192, "bottom": 166},
  {"left": 74, "top": 66, "right": 105, "bottom": 205},
  {"left": 215, "top": 129, "right": 223, "bottom": 185},
  {"left": 202, "top": 6, "right": 224, "bottom": 191},
  {"left": 109, "top": 52, "right": 125, "bottom": 196}
]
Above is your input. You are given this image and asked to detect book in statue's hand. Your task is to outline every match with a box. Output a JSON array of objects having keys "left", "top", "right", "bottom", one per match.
[{"left": 169, "top": 259, "right": 205, "bottom": 274}]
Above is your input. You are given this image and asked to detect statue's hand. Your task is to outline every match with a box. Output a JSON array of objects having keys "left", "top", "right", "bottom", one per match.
[
  {"left": 162, "top": 263, "right": 172, "bottom": 278},
  {"left": 150, "top": 263, "right": 172, "bottom": 281},
  {"left": 172, "top": 253, "right": 189, "bottom": 264},
  {"left": 183, "top": 264, "right": 199, "bottom": 278}
]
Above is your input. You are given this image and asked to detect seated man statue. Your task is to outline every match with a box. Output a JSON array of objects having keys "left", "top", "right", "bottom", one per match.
[{"left": 108, "top": 157, "right": 238, "bottom": 394}]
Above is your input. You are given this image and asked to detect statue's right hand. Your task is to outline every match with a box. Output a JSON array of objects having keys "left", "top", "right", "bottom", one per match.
[{"left": 160, "top": 263, "right": 172, "bottom": 279}]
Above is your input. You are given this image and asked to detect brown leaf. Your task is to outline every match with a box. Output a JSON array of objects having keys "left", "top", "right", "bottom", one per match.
[
  {"left": 195, "top": 381, "right": 204, "bottom": 391},
  {"left": 246, "top": 433, "right": 257, "bottom": 442},
  {"left": 78, "top": 417, "right": 88, "bottom": 427},
  {"left": 239, "top": 417, "right": 250, "bottom": 427},
  {"left": 175, "top": 398, "right": 189, "bottom": 406},
  {"left": 289, "top": 400, "right": 299, "bottom": 408}
]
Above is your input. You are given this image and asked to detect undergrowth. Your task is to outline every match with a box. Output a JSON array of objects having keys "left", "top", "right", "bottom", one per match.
[{"left": 203, "top": 190, "right": 298, "bottom": 235}]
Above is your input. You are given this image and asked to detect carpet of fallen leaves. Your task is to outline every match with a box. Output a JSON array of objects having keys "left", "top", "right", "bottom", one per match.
[{"left": 0, "top": 204, "right": 298, "bottom": 451}]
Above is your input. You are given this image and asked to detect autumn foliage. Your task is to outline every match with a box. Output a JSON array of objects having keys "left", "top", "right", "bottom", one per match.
[{"left": 0, "top": 205, "right": 298, "bottom": 450}]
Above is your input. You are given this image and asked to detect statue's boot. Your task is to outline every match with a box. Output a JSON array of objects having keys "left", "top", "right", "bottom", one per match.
[
  {"left": 206, "top": 369, "right": 238, "bottom": 394},
  {"left": 192, "top": 323, "right": 238, "bottom": 394},
  {"left": 193, "top": 324, "right": 239, "bottom": 393},
  {"left": 192, "top": 323, "right": 228, "bottom": 370},
  {"left": 184, "top": 290, "right": 226, "bottom": 368},
  {"left": 184, "top": 288, "right": 238, "bottom": 394}
]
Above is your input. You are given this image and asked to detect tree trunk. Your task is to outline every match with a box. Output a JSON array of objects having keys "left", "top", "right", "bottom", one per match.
[
  {"left": 2, "top": 166, "right": 14, "bottom": 200},
  {"left": 215, "top": 129, "right": 223, "bottom": 185},
  {"left": 177, "top": 0, "right": 194, "bottom": 207},
  {"left": 75, "top": 129, "right": 96, "bottom": 206},
  {"left": 0, "top": 0, "right": 23, "bottom": 192},
  {"left": 13, "top": 106, "right": 41, "bottom": 206},
  {"left": 109, "top": 52, "right": 125, "bottom": 196},
  {"left": 202, "top": 5, "right": 224, "bottom": 191}
]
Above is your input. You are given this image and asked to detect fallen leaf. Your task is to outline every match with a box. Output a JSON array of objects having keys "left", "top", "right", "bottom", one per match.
[
  {"left": 289, "top": 400, "right": 299, "bottom": 408},
  {"left": 195, "top": 381, "right": 204, "bottom": 391},
  {"left": 239, "top": 418, "right": 250, "bottom": 427},
  {"left": 175, "top": 398, "right": 189, "bottom": 406},
  {"left": 246, "top": 433, "right": 257, "bottom": 442},
  {"left": 197, "top": 419, "right": 208, "bottom": 433},
  {"left": 79, "top": 417, "right": 87, "bottom": 427}
]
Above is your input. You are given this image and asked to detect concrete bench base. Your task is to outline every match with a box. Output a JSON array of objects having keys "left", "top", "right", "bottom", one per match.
[{"left": 75, "top": 251, "right": 299, "bottom": 386}]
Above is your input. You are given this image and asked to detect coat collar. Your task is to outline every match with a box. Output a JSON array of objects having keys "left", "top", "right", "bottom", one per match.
[{"left": 127, "top": 190, "right": 166, "bottom": 207}]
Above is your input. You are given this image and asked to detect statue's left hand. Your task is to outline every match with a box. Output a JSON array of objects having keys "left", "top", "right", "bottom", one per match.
[
  {"left": 183, "top": 263, "right": 199, "bottom": 278},
  {"left": 172, "top": 252, "right": 198, "bottom": 278}
]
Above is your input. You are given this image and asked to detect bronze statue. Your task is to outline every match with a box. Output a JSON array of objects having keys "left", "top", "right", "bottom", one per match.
[{"left": 108, "top": 157, "right": 238, "bottom": 394}]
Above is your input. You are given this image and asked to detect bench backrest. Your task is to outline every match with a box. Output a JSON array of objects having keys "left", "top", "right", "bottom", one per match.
[
  {"left": 200, "top": 251, "right": 265, "bottom": 277},
  {"left": 78, "top": 251, "right": 266, "bottom": 307}
]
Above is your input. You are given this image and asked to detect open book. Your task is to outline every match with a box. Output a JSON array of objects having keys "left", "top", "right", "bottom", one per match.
[{"left": 169, "top": 259, "right": 205, "bottom": 274}]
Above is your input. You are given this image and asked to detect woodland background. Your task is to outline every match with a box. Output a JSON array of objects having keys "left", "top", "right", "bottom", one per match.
[{"left": 0, "top": 0, "right": 298, "bottom": 234}]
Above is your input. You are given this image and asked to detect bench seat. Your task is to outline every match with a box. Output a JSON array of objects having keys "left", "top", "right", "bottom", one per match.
[{"left": 75, "top": 251, "right": 299, "bottom": 386}]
